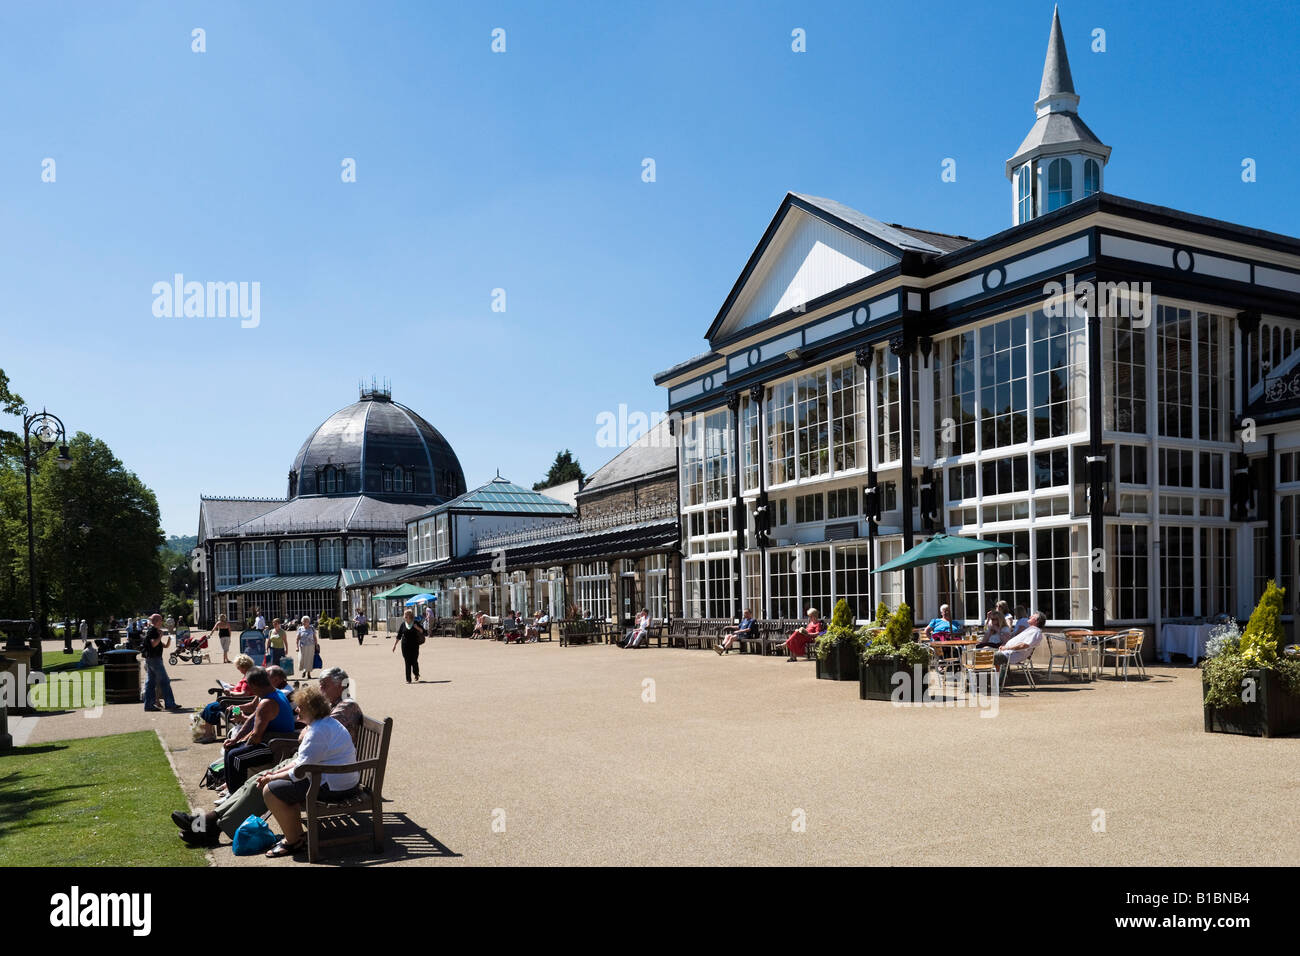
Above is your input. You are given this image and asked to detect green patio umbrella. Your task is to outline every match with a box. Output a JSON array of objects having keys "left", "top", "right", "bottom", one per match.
[
  {"left": 376, "top": 583, "right": 424, "bottom": 600},
  {"left": 872, "top": 533, "right": 1013, "bottom": 620}
]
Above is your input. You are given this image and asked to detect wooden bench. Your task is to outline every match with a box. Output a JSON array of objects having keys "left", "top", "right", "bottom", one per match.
[
  {"left": 622, "top": 622, "right": 665, "bottom": 648},
  {"left": 290, "top": 715, "right": 393, "bottom": 864},
  {"left": 558, "top": 619, "right": 600, "bottom": 646}
]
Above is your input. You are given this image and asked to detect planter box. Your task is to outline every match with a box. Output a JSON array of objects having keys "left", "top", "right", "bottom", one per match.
[
  {"left": 859, "top": 656, "right": 929, "bottom": 702},
  {"left": 815, "top": 640, "right": 860, "bottom": 681},
  {"left": 1204, "top": 668, "right": 1300, "bottom": 738}
]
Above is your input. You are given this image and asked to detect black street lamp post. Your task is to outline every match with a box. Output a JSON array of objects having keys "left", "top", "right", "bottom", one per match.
[{"left": 20, "top": 408, "right": 71, "bottom": 672}]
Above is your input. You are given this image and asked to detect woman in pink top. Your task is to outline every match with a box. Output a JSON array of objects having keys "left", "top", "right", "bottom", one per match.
[{"left": 782, "top": 608, "right": 823, "bottom": 661}]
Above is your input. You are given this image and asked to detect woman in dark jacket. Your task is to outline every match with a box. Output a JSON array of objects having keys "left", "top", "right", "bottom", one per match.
[{"left": 391, "top": 608, "right": 425, "bottom": 683}]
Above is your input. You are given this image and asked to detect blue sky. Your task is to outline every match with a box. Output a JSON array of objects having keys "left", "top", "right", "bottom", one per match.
[{"left": 1, "top": 0, "right": 1296, "bottom": 536}]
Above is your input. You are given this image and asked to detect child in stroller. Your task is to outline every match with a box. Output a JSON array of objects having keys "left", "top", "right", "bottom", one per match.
[{"left": 168, "top": 629, "right": 211, "bottom": 666}]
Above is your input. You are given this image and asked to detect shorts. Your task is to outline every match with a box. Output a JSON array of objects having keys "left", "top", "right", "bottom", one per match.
[{"left": 265, "top": 775, "right": 359, "bottom": 806}]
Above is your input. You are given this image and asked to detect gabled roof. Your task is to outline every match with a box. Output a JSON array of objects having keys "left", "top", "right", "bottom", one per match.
[
  {"left": 580, "top": 418, "right": 676, "bottom": 496},
  {"left": 416, "top": 476, "right": 575, "bottom": 519},
  {"left": 703, "top": 192, "right": 972, "bottom": 343}
]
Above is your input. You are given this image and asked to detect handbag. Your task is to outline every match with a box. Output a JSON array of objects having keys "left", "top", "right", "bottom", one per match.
[
  {"left": 199, "top": 758, "right": 225, "bottom": 790},
  {"left": 313, "top": 648, "right": 323, "bottom": 669},
  {"left": 232, "top": 814, "right": 277, "bottom": 856}
]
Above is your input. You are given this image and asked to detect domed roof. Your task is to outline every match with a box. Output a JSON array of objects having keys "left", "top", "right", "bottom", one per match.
[{"left": 288, "top": 389, "right": 466, "bottom": 504}]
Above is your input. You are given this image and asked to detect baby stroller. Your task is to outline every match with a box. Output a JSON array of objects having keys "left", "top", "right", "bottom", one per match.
[{"left": 169, "top": 629, "right": 210, "bottom": 665}]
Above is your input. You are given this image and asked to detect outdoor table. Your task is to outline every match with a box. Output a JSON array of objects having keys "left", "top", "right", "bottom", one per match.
[
  {"left": 1160, "top": 622, "right": 1213, "bottom": 663},
  {"left": 1079, "top": 630, "right": 1122, "bottom": 678},
  {"left": 926, "top": 638, "right": 978, "bottom": 683}
]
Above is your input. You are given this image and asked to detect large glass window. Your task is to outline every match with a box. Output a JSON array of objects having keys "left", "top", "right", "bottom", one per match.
[
  {"left": 645, "top": 554, "right": 669, "bottom": 622},
  {"left": 1107, "top": 525, "right": 1149, "bottom": 620},
  {"left": 934, "top": 332, "right": 976, "bottom": 457},
  {"left": 1035, "top": 526, "right": 1088, "bottom": 621},
  {"left": 346, "top": 537, "right": 371, "bottom": 568},
  {"left": 800, "top": 548, "right": 831, "bottom": 619},
  {"left": 703, "top": 409, "right": 731, "bottom": 503},
  {"left": 239, "top": 541, "right": 273, "bottom": 582},
  {"left": 982, "top": 531, "right": 1030, "bottom": 614},
  {"left": 796, "top": 370, "right": 829, "bottom": 479},
  {"left": 1157, "top": 306, "right": 1194, "bottom": 439},
  {"left": 1108, "top": 316, "right": 1147, "bottom": 433},
  {"left": 830, "top": 360, "right": 864, "bottom": 472},
  {"left": 214, "top": 544, "right": 238, "bottom": 588},
  {"left": 682, "top": 415, "right": 704, "bottom": 507},
  {"left": 279, "top": 539, "right": 317, "bottom": 575},
  {"left": 766, "top": 381, "right": 796, "bottom": 485},
  {"left": 318, "top": 537, "right": 343, "bottom": 573},
  {"left": 874, "top": 349, "right": 901, "bottom": 464},
  {"left": 1160, "top": 526, "right": 1196, "bottom": 619},
  {"left": 768, "top": 551, "right": 799, "bottom": 620},
  {"left": 1047, "top": 157, "right": 1072, "bottom": 211},
  {"left": 574, "top": 561, "right": 610, "bottom": 620},
  {"left": 741, "top": 392, "right": 760, "bottom": 492},
  {"left": 705, "top": 558, "right": 733, "bottom": 617},
  {"left": 979, "top": 314, "right": 1028, "bottom": 448},
  {"left": 833, "top": 545, "right": 871, "bottom": 620},
  {"left": 1032, "top": 308, "right": 1087, "bottom": 439}
]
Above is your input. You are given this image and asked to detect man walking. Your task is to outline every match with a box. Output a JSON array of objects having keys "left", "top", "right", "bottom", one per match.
[{"left": 142, "top": 613, "right": 183, "bottom": 712}]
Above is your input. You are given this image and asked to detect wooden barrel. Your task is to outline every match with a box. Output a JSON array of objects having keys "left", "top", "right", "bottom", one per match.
[{"left": 103, "top": 649, "right": 141, "bottom": 704}]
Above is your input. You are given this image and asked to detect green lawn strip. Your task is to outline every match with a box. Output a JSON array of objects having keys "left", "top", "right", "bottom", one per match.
[
  {"left": 0, "top": 730, "right": 207, "bottom": 867},
  {"left": 27, "top": 652, "right": 105, "bottom": 711}
]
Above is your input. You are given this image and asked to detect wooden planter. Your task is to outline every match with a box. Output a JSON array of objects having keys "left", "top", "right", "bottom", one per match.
[
  {"left": 1204, "top": 668, "right": 1300, "bottom": 738},
  {"left": 860, "top": 656, "right": 930, "bottom": 702},
  {"left": 815, "top": 640, "right": 860, "bottom": 681}
]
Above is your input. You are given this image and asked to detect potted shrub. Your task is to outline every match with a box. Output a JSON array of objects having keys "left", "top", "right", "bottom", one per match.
[
  {"left": 859, "top": 604, "right": 932, "bottom": 702},
  {"left": 1203, "top": 580, "right": 1300, "bottom": 737},
  {"left": 454, "top": 609, "right": 475, "bottom": 638},
  {"left": 814, "top": 600, "right": 866, "bottom": 681}
]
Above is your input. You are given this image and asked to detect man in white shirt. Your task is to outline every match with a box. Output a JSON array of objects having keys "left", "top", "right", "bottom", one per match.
[
  {"left": 995, "top": 611, "right": 1046, "bottom": 682},
  {"left": 254, "top": 608, "right": 267, "bottom": 632}
]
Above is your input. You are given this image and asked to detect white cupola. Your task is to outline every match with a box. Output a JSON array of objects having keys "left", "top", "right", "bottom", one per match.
[{"left": 1005, "top": 6, "right": 1111, "bottom": 225}]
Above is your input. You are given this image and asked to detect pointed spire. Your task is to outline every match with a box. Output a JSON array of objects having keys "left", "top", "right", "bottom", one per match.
[{"left": 1038, "top": 5, "right": 1076, "bottom": 101}]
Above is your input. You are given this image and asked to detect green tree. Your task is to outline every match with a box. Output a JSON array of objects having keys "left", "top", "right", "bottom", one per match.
[
  {"left": 533, "top": 449, "right": 585, "bottom": 490},
  {"left": 36, "top": 432, "right": 165, "bottom": 638},
  {"left": 0, "top": 369, "right": 29, "bottom": 619}
]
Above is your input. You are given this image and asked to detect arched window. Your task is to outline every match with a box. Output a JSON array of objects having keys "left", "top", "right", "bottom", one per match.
[
  {"left": 404, "top": 470, "right": 414, "bottom": 492},
  {"left": 323, "top": 467, "right": 337, "bottom": 494},
  {"left": 1016, "top": 164, "right": 1033, "bottom": 222},
  {"left": 383, "top": 469, "right": 393, "bottom": 492},
  {"left": 1083, "top": 158, "right": 1100, "bottom": 197},
  {"left": 394, "top": 466, "right": 404, "bottom": 492},
  {"left": 1047, "top": 158, "right": 1073, "bottom": 211}
]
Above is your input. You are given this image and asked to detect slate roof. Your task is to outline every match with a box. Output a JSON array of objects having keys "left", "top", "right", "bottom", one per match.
[
  {"left": 216, "top": 495, "right": 427, "bottom": 536},
  {"left": 199, "top": 497, "right": 286, "bottom": 542},
  {"left": 580, "top": 418, "right": 676, "bottom": 496},
  {"left": 1012, "top": 110, "right": 1107, "bottom": 157},
  {"left": 792, "top": 193, "right": 955, "bottom": 256}
]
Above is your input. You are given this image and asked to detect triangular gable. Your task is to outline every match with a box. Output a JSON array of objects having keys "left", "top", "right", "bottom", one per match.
[{"left": 708, "top": 194, "right": 913, "bottom": 343}]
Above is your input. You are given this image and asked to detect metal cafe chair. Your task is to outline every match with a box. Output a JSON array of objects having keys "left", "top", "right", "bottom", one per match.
[
  {"left": 1102, "top": 629, "right": 1147, "bottom": 680},
  {"left": 1063, "top": 629, "right": 1101, "bottom": 680},
  {"left": 963, "top": 647, "right": 999, "bottom": 696}
]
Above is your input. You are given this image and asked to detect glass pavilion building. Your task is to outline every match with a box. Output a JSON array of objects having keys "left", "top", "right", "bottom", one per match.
[{"left": 654, "top": 10, "right": 1300, "bottom": 655}]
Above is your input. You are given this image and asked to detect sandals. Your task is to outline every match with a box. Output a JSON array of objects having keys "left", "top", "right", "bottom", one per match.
[{"left": 266, "top": 837, "right": 306, "bottom": 858}]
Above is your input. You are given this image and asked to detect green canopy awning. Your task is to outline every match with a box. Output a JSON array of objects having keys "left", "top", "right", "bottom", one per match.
[
  {"left": 375, "top": 583, "right": 425, "bottom": 600},
  {"left": 872, "top": 534, "right": 1012, "bottom": 574}
]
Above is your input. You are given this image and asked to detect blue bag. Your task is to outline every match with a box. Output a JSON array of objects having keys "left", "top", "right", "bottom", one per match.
[
  {"left": 232, "top": 815, "right": 278, "bottom": 856},
  {"left": 313, "top": 649, "right": 323, "bottom": 670}
]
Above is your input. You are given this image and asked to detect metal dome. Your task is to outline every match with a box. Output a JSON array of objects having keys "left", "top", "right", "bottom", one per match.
[{"left": 287, "top": 389, "right": 467, "bottom": 504}]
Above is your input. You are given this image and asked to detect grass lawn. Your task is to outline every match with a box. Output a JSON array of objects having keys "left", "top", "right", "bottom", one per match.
[
  {"left": 28, "top": 651, "right": 105, "bottom": 712},
  {"left": 0, "top": 731, "right": 207, "bottom": 866}
]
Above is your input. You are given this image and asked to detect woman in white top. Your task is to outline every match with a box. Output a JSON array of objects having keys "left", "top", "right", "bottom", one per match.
[
  {"left": 259, "top": 684, "right": 360, "bottom": 857},
  {"left": 295, "top": 616, "right": 317, "bottom": 679}
]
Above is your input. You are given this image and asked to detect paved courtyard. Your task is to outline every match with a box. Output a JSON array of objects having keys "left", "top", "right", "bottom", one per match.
[{"left": 22, "top": 634, "right": 1300, "bottom": 866}]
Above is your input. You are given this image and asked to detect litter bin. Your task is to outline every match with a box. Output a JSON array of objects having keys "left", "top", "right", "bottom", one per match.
[{"left": 103, "top": 649, "right": 141, "bottom": 705}]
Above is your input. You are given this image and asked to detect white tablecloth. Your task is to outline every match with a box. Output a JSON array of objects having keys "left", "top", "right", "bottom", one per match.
[{"left": 1161, "top": 623, "right": 1213, "bottom": 663}]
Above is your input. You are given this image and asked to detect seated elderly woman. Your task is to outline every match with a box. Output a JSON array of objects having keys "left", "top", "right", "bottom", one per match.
[
  {"left": 976, "top": 609, "right": 1009, "bottom": 649},
  {"left": 781, "top": 607, "right": 823, "bottom": 662},
  {"left": 196, "top": 655, "right": 257, "bottom": 741},
  {"left": 172, "top": 667, "right": 360, "bottom": 848},
  {"left": 259, "top": 683, "right": 362, "bottom": 857}
]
